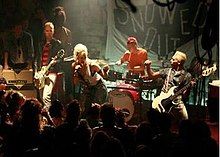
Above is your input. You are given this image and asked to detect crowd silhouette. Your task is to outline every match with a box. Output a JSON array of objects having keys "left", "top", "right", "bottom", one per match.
[{"left": 0, "top": 90, "right": 218, "bottom": 157}]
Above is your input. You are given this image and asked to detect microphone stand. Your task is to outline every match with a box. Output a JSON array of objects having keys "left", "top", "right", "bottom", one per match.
[{"left": 137, "top": 77, "right": 144, "bottom": 122}]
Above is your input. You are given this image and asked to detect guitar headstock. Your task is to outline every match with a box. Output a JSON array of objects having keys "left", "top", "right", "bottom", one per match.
[
  {"left": 202, "top": 63, "right": 217, "bottom": 77},
  {"left": 57, "top": 49, "right": 65, "bottom": 59}
]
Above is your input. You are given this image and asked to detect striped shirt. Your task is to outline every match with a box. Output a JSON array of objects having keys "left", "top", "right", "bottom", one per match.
[{"left": 41, "top": 43, "right": 50, "bottom": 66}]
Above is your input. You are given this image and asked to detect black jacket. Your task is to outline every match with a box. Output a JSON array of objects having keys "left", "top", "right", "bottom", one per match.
[{"left": 34, "top": 38, "right": 63, "bottom": 73}]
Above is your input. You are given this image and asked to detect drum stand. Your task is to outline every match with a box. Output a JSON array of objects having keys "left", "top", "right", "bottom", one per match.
[
  {"left": 135, "top": 78, "right": 160, "bottom": 123},
  {"left": 136, "top": 78, "right": 147, "bottom": 122}
]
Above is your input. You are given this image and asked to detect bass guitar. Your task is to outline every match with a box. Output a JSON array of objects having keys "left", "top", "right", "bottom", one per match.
[
  {"left": 152, "top": 64, "right": 217, "bottom": 113},
  {"left": 34, "top": 49, "right": 65, "bottom": 89}
]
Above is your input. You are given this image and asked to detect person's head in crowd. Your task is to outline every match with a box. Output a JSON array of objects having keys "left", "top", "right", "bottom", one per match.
[
  {"left": 65, "top": 99, "right": 81, "bottom": 125},
  {"left": 49, "top": 99, "right": 65, "bottom": 118},
  {"left": 86, "top": 103, "right": 101, "bottom": 128},
  {"left": 20, "top": 98, "right": 42, "bottom": 132},
  {"left": 135, "top": 121, "right": 153, "bottom": 146},
  {"left": 53, "top": 6, "right": 66, "bottom": 26},
  {"left": 178, "top": 119, "right": 193, "bottom": 139},
  {"left": 158, "top": 112, "right": 172, "bottom": 133},
  {"left": 115, "top": 109, "right": 128, "bottom": 127},
  {"left": 100, "top": 102, "right": 116, "bottom": 127},
  {"left": 135, "top": 145, "right": 153, "bottom": 157},
  {"left": 75, "top": 119, "right": 92, "bottom": 144},
  {"left": 0, "top": 90, "right": 6, "bottom": 101},
  {"left": 191, "top": 120, "right": 211, "bottom": 139},
  {"left": 0, "top": 101, "right": 8, "bottom": 125},
  {"left": 87, "top": 103, "right": 100, "bottom": 119},
  {"left": 90, "top": 131, "right": 110, "bottom": 157},
  {"left": 5, "top": 90, "right": 26, "bottom": 123},
  {"left": 102, "top": 137, "right": 126, "bottom": 157}
]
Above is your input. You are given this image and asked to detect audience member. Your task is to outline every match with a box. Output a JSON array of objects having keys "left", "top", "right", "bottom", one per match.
[{"left": 49, "top": 99, "right": 65, "bottom": 127}]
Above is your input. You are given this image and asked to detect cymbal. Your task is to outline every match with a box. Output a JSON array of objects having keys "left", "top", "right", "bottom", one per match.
[
  {"left": 108, "top": 62, "right": 127, "bottom": 67},
  {"left": 108, "top": 62, "right": 117, "bottom": 66},
  {"left": 94, "top": 59, "right": 108, "bottom": 65}
]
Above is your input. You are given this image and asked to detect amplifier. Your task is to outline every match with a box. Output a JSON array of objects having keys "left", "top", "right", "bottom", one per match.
[
  {"left": 3, "top": 69, "right": 33, "bottom": 89},
  {"left": 2, "top": 69, "right": 37, "bottom": 98},
  {"left": 6, "top": 85, "right": 37, "bottom": 98},
  {"left": 2, "top": 69, "right": 33, "bottom": 85}
]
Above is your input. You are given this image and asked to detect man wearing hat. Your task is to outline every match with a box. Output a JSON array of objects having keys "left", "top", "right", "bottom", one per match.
[
  {"left": 144, "top": 51, "right": 192, "bottom": 123},
  {"left": 116, "top": 36, "right": 148, "bottom": 77}
]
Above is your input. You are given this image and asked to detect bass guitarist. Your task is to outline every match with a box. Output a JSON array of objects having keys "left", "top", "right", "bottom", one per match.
[
  {"left": 34, "top": 22, "right": 63, "bottom": 110},
  {"left": 144, "top": 51, "right": 193, "bottom": 123}
]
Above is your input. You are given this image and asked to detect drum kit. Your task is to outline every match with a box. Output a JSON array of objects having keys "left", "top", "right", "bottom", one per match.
[{"left": 104, "top": 61, "right": 162, "bottom": 122}]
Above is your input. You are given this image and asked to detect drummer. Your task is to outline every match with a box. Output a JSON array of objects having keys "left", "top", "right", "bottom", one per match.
[{"left": 116, "top": 36, "right": 148, "bottom": 78}]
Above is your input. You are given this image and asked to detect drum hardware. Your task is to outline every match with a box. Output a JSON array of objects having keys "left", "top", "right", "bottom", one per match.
[
  {"left": 107, "top": 70, "right": 123, "bottom": 82},
  {"left": 106, "top": 75, "right": 162, "bottom": 122},
  {"left": 141, "top": 89, "right": 157, "bottom": 101}
]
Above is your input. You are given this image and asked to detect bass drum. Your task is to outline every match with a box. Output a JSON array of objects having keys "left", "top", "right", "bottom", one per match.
[{"left": 108, "top": 90, "right": 135, "bottom": 122}]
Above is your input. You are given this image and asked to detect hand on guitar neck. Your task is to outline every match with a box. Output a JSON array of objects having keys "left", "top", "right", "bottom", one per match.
[{"left": 34, "top": 49, "right": 65, "bottom": 89}]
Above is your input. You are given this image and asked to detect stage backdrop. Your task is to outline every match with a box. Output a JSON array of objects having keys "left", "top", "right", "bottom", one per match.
[{"left": 105, "top": 0, "right": 217, "bottom": 68}]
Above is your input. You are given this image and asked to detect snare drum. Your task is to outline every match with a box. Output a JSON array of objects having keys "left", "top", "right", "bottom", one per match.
[
  {"left": 116, "top": 83, "right": 140, "bottom": 102},
  {"left": 108, "top": 90, "right": 134, "bottom": 122}
]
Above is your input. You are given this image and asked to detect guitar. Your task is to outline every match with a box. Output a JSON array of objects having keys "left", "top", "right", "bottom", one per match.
[
  {"left": 34, "top": 49, "right": 65, "bottom": 89},
  {"left": 152, "top": 64, "right": 217, "bottom": 113}
]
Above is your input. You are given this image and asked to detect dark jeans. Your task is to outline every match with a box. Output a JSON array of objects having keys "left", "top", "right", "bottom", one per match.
[{"left": 80, "top": 79, "right": 108, "bottom": 117}]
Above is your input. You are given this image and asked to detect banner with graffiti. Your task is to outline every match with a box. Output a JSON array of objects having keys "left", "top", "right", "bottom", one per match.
[{"left": 105, "top": 0, "right": 210, "bottom": 67}]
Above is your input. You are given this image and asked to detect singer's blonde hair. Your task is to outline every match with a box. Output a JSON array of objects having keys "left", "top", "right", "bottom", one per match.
[{"left": 73, "top": 43, "right": 88, "bottom": 60}]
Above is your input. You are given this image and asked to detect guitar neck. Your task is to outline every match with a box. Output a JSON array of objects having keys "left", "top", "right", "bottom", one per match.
[
  {"left": 168, "top": 64, "right": 216, "bottom": 102},
  {"left": 169, "top": 76, "right": 201, "bottom": 101},
  {"left": 169, "top": 82, "right": 192, "bottom": 101},
  {"left": 42, "top": 60, "right": 54, "bottom": 74}
]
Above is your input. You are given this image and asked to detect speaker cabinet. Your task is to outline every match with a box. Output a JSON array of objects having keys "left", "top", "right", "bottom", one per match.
[
  {"left": 2, "top": 69, "right": 37, "bottom": 98},
  {"left": 2, "top": 69, "right": 33, "bottom": 84}
]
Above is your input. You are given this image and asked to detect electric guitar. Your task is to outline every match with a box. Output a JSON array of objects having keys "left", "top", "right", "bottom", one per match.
[
  {"left": 152, "top": 64, "right": 217, "bottom": 113},
  {"left": 34, "top": 49, "right": 65, "bottom": 89}
]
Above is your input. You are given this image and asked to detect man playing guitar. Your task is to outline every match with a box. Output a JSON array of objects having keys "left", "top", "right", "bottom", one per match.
[
  {"left": 34, "top": 22, "right": 63, "bottom": 111},
  {"left": 144, "top": 51, "right": 192, "bottom": 123}
]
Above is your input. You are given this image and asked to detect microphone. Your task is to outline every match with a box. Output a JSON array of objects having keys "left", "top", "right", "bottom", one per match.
[{"left": 74, "top": 65, "right": 82, "bottom": 73}]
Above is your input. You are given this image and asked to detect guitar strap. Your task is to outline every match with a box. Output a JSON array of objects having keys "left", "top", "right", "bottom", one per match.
[
  {"left": 41, "top": 43, "right": 51, "bottom": 66},
  {"left": 164, "top": 68, "right": 172, "bottom": 92},
  {"left": 179, "top": 70, "right": 187, "bottom": 85}
]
